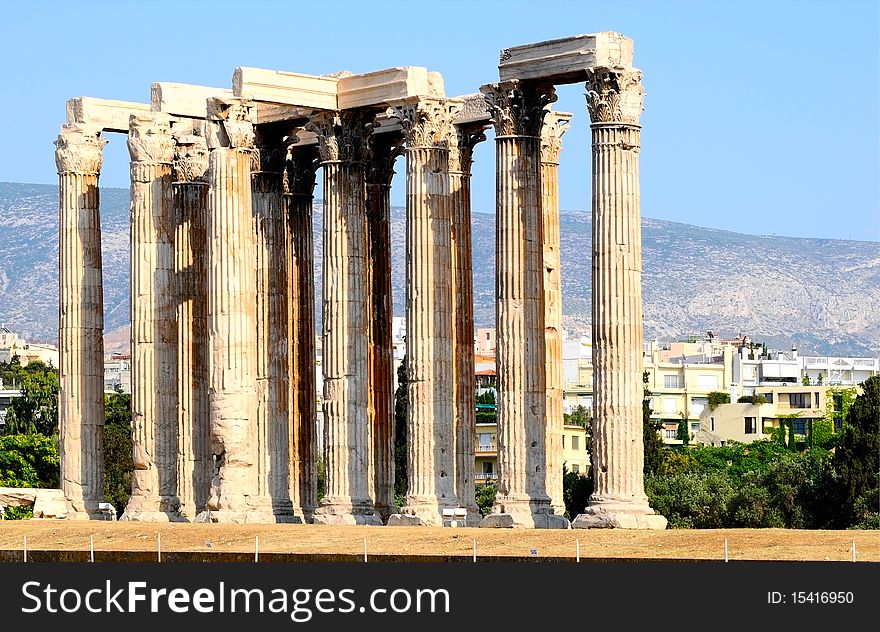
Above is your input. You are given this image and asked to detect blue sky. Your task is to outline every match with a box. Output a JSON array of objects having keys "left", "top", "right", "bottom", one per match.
[{"left": 1, "top": 0, "right": 877, "bottom": 241}]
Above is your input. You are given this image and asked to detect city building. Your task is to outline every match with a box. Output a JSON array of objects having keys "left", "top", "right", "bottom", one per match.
[
  {"left": 0, "top": 326, "right": 59, "bottom": 367},
  {"left": 800, "top": 355, "right": 879, "bottom": 386},
  {"left": 104, "top": 353, "right": 132, "bottom": 394}
]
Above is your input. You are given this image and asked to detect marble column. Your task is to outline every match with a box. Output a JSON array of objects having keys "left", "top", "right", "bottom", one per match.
[
  {"left": 572, "top": 68, "right": 667, "bottom": 530},
  {"left": 449, "top": 124, "right": 487, "bottom": 526},
  {"left": 199, "top": 97, "right": 273, "bottom": 523},
  {"left": 480, "top": 82, "right": 568, "bottom": 529},
  {"left": 307, "top": 111, "right": 382, "bottom": 525},
  {"left": 171, "top": 130, "right": 211, "bottom": 519},
  {"left": 285, "top": 145, "right": 319, "bottom": 522},
  {"left": 540, "top": 111, "right": 571, "bottom": 517},
  {"left": 123, "top": 113, "right": 180, "bottom": 521},
  {"left": 253, "top": 131, "right": 298, "bottom": 522},
  {"left": 365, "top": 134, "right": 402, "bottom": 521},
  {"left": 385, "top": 99, "right": 460, "bottom": 527},
  {"left": 55, "top": 124, "right": 107, "bottom": 519}
]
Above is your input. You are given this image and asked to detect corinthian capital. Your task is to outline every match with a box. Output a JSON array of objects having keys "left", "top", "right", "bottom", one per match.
[
  {"left": 448, "top": 124, "right": 487, "bottom": 174},
  {"left": 205, "top": 97, "right": 256, "bottom": 151},
  {"left": 386, "top": 98, "right": 459, "bottom": 149},
  {"left": 127, "top": 113, "right": 174, "bottom": 164},
  {"left": 540, "top": 112, "right": 572, "bottom": 164},
  {"left": 480, "top": 81, "right": 556, "bottom": 138},
  {"left": 173, "top": 134, "right": 209, "bottom": 183},
  {"left": 584, "top": 68, "right": 644, "bottom": 125},
  {"left": 54, "top": 124, "right": 107, "bottom": 174},
  {"left": 305, "top": 110, "right": 374, "bottom": 163},
  {"left": 365, "top": 133, "right": 405, "bottom": 186}
]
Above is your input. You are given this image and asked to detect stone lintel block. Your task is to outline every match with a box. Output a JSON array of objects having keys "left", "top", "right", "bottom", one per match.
[
  {"left": 452, "top": 93, "right": 491, "bottom": 126},
  {"left": 254, "top": 102, "right": 312, "bottom": 125},
  {"left": 233, "top": 67, "right": 339, "bottom": 110},
  {"left": 312, "top": 513, "right": 384, "bottom": 526},
  {"left": 571, "top": 506, "right": 668, "bottom": 530},
  {"left": 151, "top": 82, "right": 233, "bottom": 119},
  {"left": 0, "top": 487, "right": 40, "bottom": 507},
  {"left": 480, "top": 512, "right": 571, "bottom": 529},
  {"left": 498, "top": 32, "right": 634, "bottom": 84},
  {"left": 193, "top": 509, "right": 281, "bottom": 524},
  {"left": 67, "top": 97, "right": 152, "bottom": 134},
  {"left": 337, "top": 67, "right": 445, "bottom": 109}
]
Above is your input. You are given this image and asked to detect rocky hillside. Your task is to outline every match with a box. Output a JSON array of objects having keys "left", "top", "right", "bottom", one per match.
[{"left": 1, "top": 182, "right": 878, "bottom": 356}]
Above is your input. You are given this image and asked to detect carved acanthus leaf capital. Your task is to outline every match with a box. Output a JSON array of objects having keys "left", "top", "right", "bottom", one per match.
[
  {"left": 448, "top": 125, "right": 487, "bottom": 174},
  {"left": 540, "top": 112, "right": 572, "bottom": 163},
  {"left": 365, "top": 133, "right": 405, "bottom": 186},
  {"left": 584, "top": 68, "right": 644, "bottom": 125},
  {"left": 54, "top": 124, "right": 107, "bottom": 174},
  {"left": 127, "top": 113, "right": 175, "bottom": 164},
  {"left": 304, "top": 110, "right": 374, "bottom": 163},
  {"left": 205, "top": 97, "right": 256, "bottom": 151},
  {"left": 386, "top": 98, "right": 459, "bottom": 149},
  {"left": 480, "top": 81, "right": 557, "bottom": 137},
  {"left": 284, "top": 142, "right": 319, "bottom": 196},
  {"left": 173, "top": 134, "right": 209, "bottom": 183}
]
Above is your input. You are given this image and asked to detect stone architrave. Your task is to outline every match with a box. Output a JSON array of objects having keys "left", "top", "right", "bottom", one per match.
[
  {"left": 540, "top": 111, "right": 571, "bottom": 517},
  {"left": 385, "top": 99, "right": 461, "bottom": 527},
  {"left": 572, "top": 68, "right": 667, "bottom": 530},
  {"left": 171, "top": 130, "right": 212, "bottom": 519},
  {"left": 479, "top": 82, "right": 569, "bottom": 529},
  {"left": 198, "top": 97, "right": 274, "bottom": 523},
  {"left": 122, "top": 112, "right": 181, "bottom": 521},
  {"left": 449, "top": 123, "right": 487, "bottom": 526},
  {"left": 307, "top": 111, "right": 382, "bottom": 525},
  {"left": 55, "top": 124, "right": 108, "bottom": 519},
  {"left": 364, "top": 133, "right": 403, "bottom": 521},
  {"left": 285, "top": 144, "right": 319, "bottom": 522}
]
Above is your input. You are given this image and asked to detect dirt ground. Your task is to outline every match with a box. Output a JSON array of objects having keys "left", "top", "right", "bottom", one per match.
[{"left": 0, "top": 522, "right": 876, "bottom": 561}]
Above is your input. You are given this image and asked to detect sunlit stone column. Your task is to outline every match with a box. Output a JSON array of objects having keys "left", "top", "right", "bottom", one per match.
[
  {"left": 55, "top": 124, "right": 107, "bottom": 519},
  {"left": 572, "top": 67, "right": 667, "bottom": 530},
  {"left": 285, "top": 144, "right": 319, "bottom": 523},
  {"left": 123, "top": 113, "right": 180, "bottom": 521},
  {"left": 540, "top": 111, "right": 571, "bottom": 517},
  {"left": 480, "top": 82, "right": 569, "bottom": 529},
  {"left": 449, "top": 124, "right": 487, "bottom": 525},
  {"left": 199, "top": 97, "right": 273, "bottom": 523},
  {"left": 307, "top": 111, "right": 382, "bottom": 525},
  {"left": 253, "top": 133, "right": 298, "bottom": 522},
  {"left": 386, "top": 99, "right": 460, "bottom": 527},
  {"left": 365, "top": 134, "right": 403, "bottom": 521},
  {"left": 171, "top": 130, "right": 211, "bottom": 519}
]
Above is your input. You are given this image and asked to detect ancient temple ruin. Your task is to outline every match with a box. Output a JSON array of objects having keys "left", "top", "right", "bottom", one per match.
[{"left": 55, "top": 32, "right": 666, "bottom": 529}]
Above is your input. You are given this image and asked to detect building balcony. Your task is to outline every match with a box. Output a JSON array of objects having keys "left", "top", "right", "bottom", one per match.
[
  {"left": 475, "top": 472, "right": 498, "bottom": 482},
  {"left": 475, "top": 443, "right": 497, "bottom": 456}
]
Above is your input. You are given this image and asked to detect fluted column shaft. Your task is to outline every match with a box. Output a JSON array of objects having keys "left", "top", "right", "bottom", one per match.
[
  {"left": 253, "top": 150, "right": 295, "bottom": 520},
  {"left": 285, "top": 150, "right": 318, "bottom": 520},
  {"left": 450, "top": 126, "right": 486, "bottom": 523},
  {"left": 365, "top": 138, "right": 399, "bottom": 520},
  {"left": 55, "top": 125, "right": 107, "bottom": 518},
  {"left": 124, "top": 114, "right": 179, "bottom": 521},
  {"left": 308, "top": 111, "right": 381, "bottom": 524},
  {"left": 203, "top": 98, "right": 271, "bottom": 522},
  {"left": 479, "top": 82, "right": 567, "bottom": 528},
  {"left": 172, "top": 134, "right": 210, "bottom": 518},
  {"left": 541, "top": 113, "right": 570, "bottom": 515}
]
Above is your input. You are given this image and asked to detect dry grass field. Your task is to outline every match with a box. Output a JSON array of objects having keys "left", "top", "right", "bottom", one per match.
[{"left": 0, "top": 522, "right": 876, "bottom": 562}]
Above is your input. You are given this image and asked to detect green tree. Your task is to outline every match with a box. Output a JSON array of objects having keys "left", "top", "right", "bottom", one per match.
[
  {"left": 737, "top": 395, "right": 767, "bottom": 405},
  {"left": 475, "top": 390, "right": 496, "bottom": 405},
  {"left": 676, "top": 417, "right": 690, "bottom": 446},
  {"left": 831, "top": 375, "right": 880, "bottom": 529},
  {"left": 643, "top": 371, "right": 664, "bottom": 476},
  {"left": 707, "top": 391, "right": 730, "bottom": 410},
  {"left": 102, "top": 392, "right": 132, "bottom": 515},
  {"left": 475, "top": 482, "right": 496, "bottom": 516},
  {"left": 562, "top": 465, "right": 592, "bottom": 520},
  {"left": 393, "top": 355, "right": 408, "bottom": 498},
  {"left": 2, "top": 369, "right": 59, "bottom": 436}
]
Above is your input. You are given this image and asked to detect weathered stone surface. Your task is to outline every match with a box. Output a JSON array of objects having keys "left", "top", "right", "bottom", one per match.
[
  {"left": 56, "top": 124, "right": 107, "bottom": 519},
  {"left": 66, "top": 97, "right": 151, "bottom": 133},
  {"left": 33, "top": 489, "right": 68, "bottom": 519},
  {"left": 151, "top": 82, "right": 233, "bottom": 119},
  {"left": 498, "top": 32, "right": 634, "bottom": 84},
  {"left": 0, "top": 488, "right": 39, "bottom": 507},
  {"left": 572, "top": 67, "right": 665, "bottom": 530},
  {"left": 338, "top": 67, "right": 444, "bottom": 109},
  {"left": 233, "top": 67, "right": 339, "bottom": 109}
]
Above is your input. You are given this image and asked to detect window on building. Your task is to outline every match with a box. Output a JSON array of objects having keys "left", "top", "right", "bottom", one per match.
[
  {"left": 744, "top": 417, "right": 756, "bottom": 434},
  {"left": 789, "top": 392, "right": 810, "bottom": 408},
  {"left": 483, "top": 462, "right": 493, "bottom": 474},
  {"left": 814, "top": 392, "right": 820, "bottom": 408},
  {"left": 665, "top": 428, "right": 676, "bottom": 439},
  {"left": 833, "top": 393, "right": 843, "bottom": 412},
  {"left": 571, "top": 435, "right": 580, "bottom": 451},
  {"left": 572, "top": 464, "right": 580, "bottom": 474},
  {"left": 834, "top": 414, "right": 843, "bottom": 432},
  {"left": 664, "top": 375, "right": 681, "bottom": 389},
  {"left": 793, "top": 419, "right": 806, "bottom": 435},
  {"left": 711, "top": 417, "right": 715, "bottom": 432},
  {"left": 562, "top": 435, "right": 565, "bottom": 449},
  {"left": 763, "top": 392, "right": 774, "bottom": 404}
]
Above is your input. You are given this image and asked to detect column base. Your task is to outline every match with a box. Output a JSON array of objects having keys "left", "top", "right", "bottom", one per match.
[
  {"left": 479, "top": 495, "right": 570, "bottom": 529},
  {"left": 571, "top": 502, "right": 668, "bottom": 530},
  {"left": 293, "top": 504, "right": 317, "bottom": 525},
  {"left": 192, "top": 509, "right": 283, "bottom": 524},
  {"left": 121, "top": 496, "right": 187, "bottom": 522},
  {"left": 312, "top": 497, "right": 383, "bottom": 526}
]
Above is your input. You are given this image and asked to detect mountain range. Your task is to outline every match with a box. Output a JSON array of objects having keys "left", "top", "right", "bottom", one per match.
[{"left": 1, "top": 181, "right": 878, "bottom": 357}]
